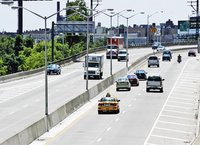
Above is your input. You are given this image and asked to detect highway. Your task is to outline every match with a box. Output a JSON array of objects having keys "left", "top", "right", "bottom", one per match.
[
  {"left": 0, "top": 46, "right": 153, "bottom": 143},
  {"left": 0, "top": 45, "right": 197, "bottom": 144},
  {"left": 30, "top": 50, "right": 200, "bottom": 145}
]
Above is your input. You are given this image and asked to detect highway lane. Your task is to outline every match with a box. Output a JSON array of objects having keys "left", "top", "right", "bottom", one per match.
[
  {"left": 0, "top": 45, "right": 196, "bottom": 143},
  {"left": 30, "top": 50, "right": 200, "bottom": 145},
  {"left": 0, "top": 47, "right": 153, "bottom": 142}
]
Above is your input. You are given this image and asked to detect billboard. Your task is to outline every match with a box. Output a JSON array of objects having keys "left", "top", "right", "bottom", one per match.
[{"left": 178, "top": 20, "right": 189, "bottom": 31}]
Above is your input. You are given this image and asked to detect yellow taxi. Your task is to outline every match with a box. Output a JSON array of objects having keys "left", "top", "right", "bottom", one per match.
[{"left": 98, "top": 95, "right": 120, "bottom": 114}]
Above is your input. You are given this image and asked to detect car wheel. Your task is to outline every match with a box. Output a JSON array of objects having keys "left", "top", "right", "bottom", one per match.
[
  {"left": 157, "top": 65, "right": 159, "bottom": 67},
  {"left": 128, "top": 88, "right": 131, "bottom": 91},
  {"left": 116, "top": 88, "right": 119, "bottom": 91},
  {"left": 160, "top": 88, "right": 163, "bottom": 92},
  {"left": 148, "top": 65, "right": 150, "bottom": 67},
  {"left": 84, "top": 75, "right": 86, "bottom": 79},
  {"left": 146, "top": 88, "right": 149, "bottom": 92}
]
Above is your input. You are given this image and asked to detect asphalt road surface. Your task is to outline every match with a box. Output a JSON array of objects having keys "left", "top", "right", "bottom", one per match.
[{"left": 30, "top": 50, "right": 200, "bottom": 145}]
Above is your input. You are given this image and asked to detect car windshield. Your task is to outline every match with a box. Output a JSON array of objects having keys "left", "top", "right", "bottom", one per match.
[
  {"left": 148, "top": 76, "right": 162, "bottom": 81},
  {"left": 136, "top": 70, "right": 145, "bottom": 73},
  {"left": 48, "top": 64, "right": 57, "bottom": 68},
  {"left": 88, "top": 63, "right": 99, "bottom": 68},
  {"left": 107, "top": 45, "right": 118, "bottom": 49},
  {"left": 127, "top": 75, "right": 137, "bottom": 79},
  {"left": 118, "top": 51, "right": 127, "bottom": 54},
  {"left": 117, "top": 77, "right": 128, "bottom": 82},
  {"left": 149, "top": 56, "right": 158, "bottom": 60},
  {"left": 100, "top": 97, "right": 116, "bottom": 102}
]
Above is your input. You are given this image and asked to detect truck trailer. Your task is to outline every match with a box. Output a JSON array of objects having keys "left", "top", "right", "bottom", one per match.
[{"left": 84, "top": 54, "right": 104, "bottom": 79}]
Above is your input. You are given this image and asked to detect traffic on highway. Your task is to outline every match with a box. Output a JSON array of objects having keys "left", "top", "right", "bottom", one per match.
[{"left": 27, "top": 46, "right": 200, "bottom": 145}]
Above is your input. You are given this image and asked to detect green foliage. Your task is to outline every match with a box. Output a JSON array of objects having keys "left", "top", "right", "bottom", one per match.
[
  {"left": 0, "top": 58, "right": 7, "bottom": 75},
  {"left": 14, "top": 35, "right": 24, "bottom": 55},
  {"left": 24, "top": 35, "right": 34, "bottom": 48},
  {"left": 66, "top": 0, "right": 89, "bottom": 21}
]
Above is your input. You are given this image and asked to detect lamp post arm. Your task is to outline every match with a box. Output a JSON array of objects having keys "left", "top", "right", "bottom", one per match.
[{"left": 14, "top": 6, "right": 45, "bottom": 19}]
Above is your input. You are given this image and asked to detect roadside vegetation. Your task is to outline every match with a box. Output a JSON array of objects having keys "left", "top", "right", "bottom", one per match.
[
  {"left": 0, "top": 0, "right": 106, "bottom": 76},
  {"left": 0, "top": 35, "right": 106, "bottom": 75}
]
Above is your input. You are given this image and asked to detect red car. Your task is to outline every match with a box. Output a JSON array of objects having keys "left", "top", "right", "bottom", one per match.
[
  {"left": 127, "top": 74, "right": 139, "bottom": 86},
  {"left": 188, "top": 50, "right": 196, "bottom": 57}
]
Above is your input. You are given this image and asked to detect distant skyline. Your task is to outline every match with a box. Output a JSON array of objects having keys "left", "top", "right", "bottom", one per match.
[{"left": 0, "top": 0, "right": 194, "bottom": 32}]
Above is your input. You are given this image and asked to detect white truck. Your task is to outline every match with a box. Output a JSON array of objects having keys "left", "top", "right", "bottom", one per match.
[{"left": 84, "top": 54, "right": 104, "bottom": 79}]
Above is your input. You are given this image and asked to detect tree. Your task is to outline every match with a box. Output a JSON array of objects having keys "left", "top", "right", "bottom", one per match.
[
  {"left": 24, "top": 35, "right": 34, "bottom": 48},
  {"left": 14, "top": 35, "right": 24, "bottom": 56}
]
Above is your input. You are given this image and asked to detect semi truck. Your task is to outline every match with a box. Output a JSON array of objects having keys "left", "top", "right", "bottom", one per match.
[
  {"left": 106, "top": 36, "right": 124, "bottom": 59},
  {"left": 84, "top": 54, "right": 104, "bottom": 79}
]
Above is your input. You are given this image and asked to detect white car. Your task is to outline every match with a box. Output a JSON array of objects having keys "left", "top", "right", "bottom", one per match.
[
  {"left": 156, "top": 45, "right": 166, "bottom": 51},
  {"left": 117, "top": 49, "right": 129, "bottom": 61}
]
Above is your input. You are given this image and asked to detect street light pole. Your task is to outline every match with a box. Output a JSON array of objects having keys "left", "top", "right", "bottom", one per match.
[
  {"left": 120, "top": 12, "right": 144, "bottom": 68},
  {"left": 12, "top": 5, "right": 78, "bottom": 132},
  {"left": 71, "top": 8, "right": 111, "bottom": 90},
  {"left": 100, "top": 9, "right": 132, "bottom": 75}
]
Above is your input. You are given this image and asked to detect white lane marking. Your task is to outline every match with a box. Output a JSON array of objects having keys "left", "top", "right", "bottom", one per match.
[
  {"left": 164, "top": 109, "right": 194, "bottom": 115},
  {"left": 154, "top": 127, "right": 193, "bottom": 134},
  {"left": 107, "top": 127, "right": 111, "bottom": 131},
  {"left": 145, "top": 143, "right": 159, "bottom": 145},
  {"left": 170, "top": 97, "right": 195, "bottom": 101},
  {"left": 168, "top": 100, "right": 194, "bottom": 105},
  {"left": 9, "top": 111, "right": 15, "bottom": 115},
  {"left": 166, "top": 105, "right": 191, "bottom": 110},
  {"left": 128, "top": 104, "right": 132, "bottom": 107},
  {"left": 151, "top": 134, "right": 190, "bottom": 142},
  {"left": 0, "top": 70, "right": 79, "bottom": 104},
  {"left": 35, "top": 99, "right": 41, "bottom": 102},
  {"left": 161, "top": 114, "right": 196, "bottom": 121},
  {"left": 23, "top": 104, "right": 29, "bottom": 108},
  {"left": 158, "top": 120, "right": 196, "bottom": 127},
  {"left": 97, "top": 138, "right": 102, "bottom": 142},
  {"left": 143, "top": 60, "right": 189, "bottom": 145},
  {"left": 115, "top": 118, "right": 119, "bottom": 122}
]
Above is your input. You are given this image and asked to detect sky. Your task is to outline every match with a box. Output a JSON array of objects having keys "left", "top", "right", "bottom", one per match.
[{"left": 0, "top": 0, "right": 193, "bottom": 32}]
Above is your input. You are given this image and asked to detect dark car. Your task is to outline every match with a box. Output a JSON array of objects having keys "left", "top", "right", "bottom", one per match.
[
  {"left": 188, "top": 50, "right": 196, "bottom": 57},
  {"left": 163, "top": 50, "right": 172, "bottom": 59},
  {"left": 127, "top": 74, "right": 139, "bottom": 86},
  {"left": 135, "top": 70, "right": 147, "bottom": 80},
  {"left": 162, "top": 54, "right": 171, "bottom": 61},
  {"left": 47, "top": 64, "right": 61, "bottom": 75}
]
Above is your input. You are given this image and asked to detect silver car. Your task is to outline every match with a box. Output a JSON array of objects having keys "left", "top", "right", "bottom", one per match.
[
  {"left": 116, "top": 77, "right": 131, "bottom": 91},
  {"left": 148, "top": 56, "right": 159, "bottom": 67}
]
